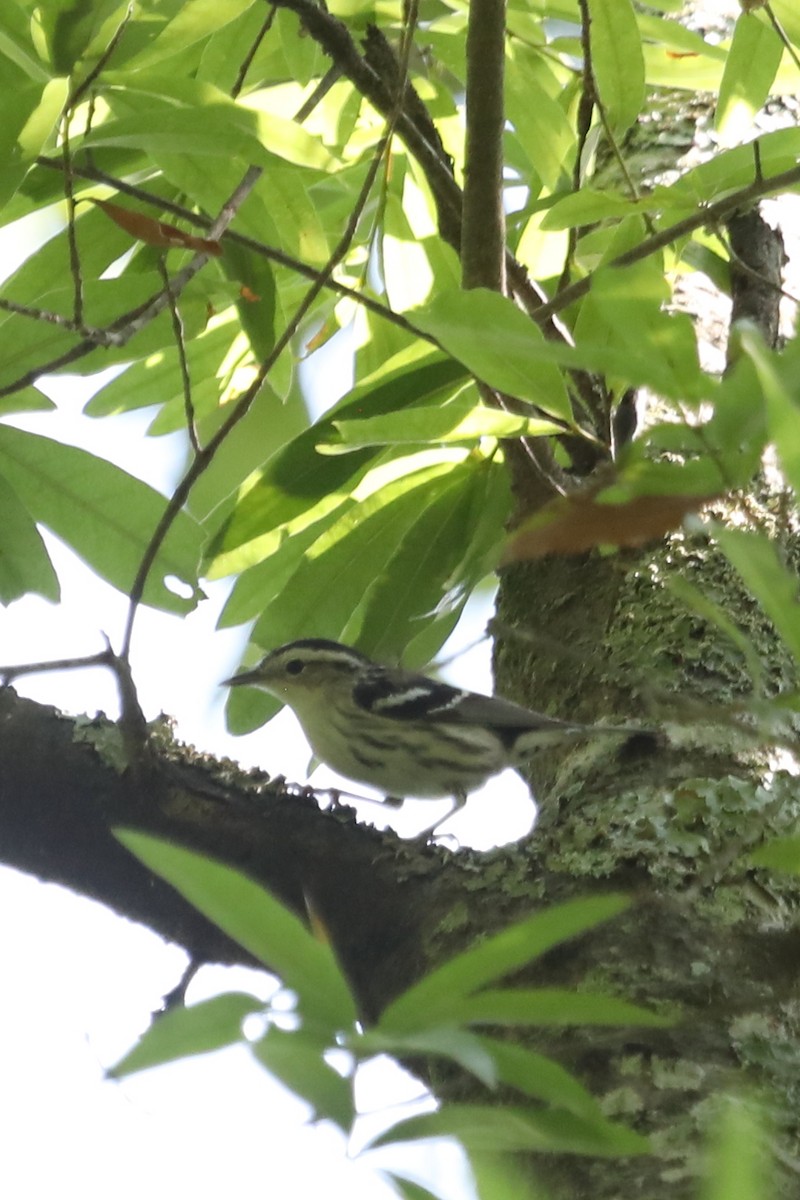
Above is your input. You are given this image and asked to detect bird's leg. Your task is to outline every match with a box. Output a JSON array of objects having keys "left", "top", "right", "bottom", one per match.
[{"left": 415, "top": 790, "right": 468, "bottom": 841}]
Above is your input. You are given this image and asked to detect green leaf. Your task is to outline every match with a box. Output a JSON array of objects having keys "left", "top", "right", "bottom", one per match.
[
  {"left": 712, "top": 525, "right": 800, "bottom": 668},
  {"left": 441, "top": 988, "right": 670, "bottom": 1029},
  {"left": 587, "top": 0, "right": 645, "bottom": 136},
  {"left": 475, "top": 1037, "right": 606, "bottom": 1119},
  {"left": 716, "top": 13, "right": 783, "bottom": 139},
  {"left": 506, "top": 60, "right": 575, "bottom": 192},
  {"left": 109, "top": 993, "right": 264, "bottom": 1078},
  {"left": 247, "top": 461, "right": 462, "bottom": 657},
  {"left": 369, "top": 1104, "right": 649, "bottom": 1157},
  {"left": 87, "top": 91, "right": 335, "bottom": 172},
  {"left": 0, "top": 1, "right": 52, "bottom": 82},
  {"left": 115, "top": 830, "right": 358, "bottom": 1033},
  {"left": 0, "top": 471, "right": 59, "bottom": 603},
  {"left": 122, "top": 0, "right": 258, "bottom": 68},
  {"left": 751, "top": 836, "right": 800, "bottom": 874},
  {"left": 354, "top": 461, "right": 507, "bottom": 664},
  {"left": 252, "top": 1025, "right": 355, "bottom": 1132},
  {"left": 85, "top": 319, "right": 238, "bottom": 418},
  {"left": 356, "top": 1027, "right": 500, "bottom": 1090},
  {"left": 413, "top": 290, "right": 573, "bottom": 422},
  {"left": 701, "top": 1096, "right": 770, "bottom": 1200},
  {"left": 540, "top": 187, "right": 646, "bottom": 231},
  {"left": 0, "top": 425, "right": 202, "bottom": 612},
  {"left": 378, "top": 895, "right": 629, "bottom": 1034},
  {"left": 381, "top": 1174, "right": 445, "bottom": 1200},
  {"left": 220, "top": 238, "right": 276, "bottom": 362},
  {"left": 207, "top": 351, "right": 467, "bottom": 574},
  {"left": 329, "top": 396, "right": 562, "bottom": 449},
  {"left": 736, "top": 326, "right": 800, "bottom": 499},
  {"left": 0, "top": 78, "right": 68, "bottom": 210}
]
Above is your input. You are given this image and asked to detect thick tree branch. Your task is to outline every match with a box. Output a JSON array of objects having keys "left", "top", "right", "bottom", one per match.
[{"left": 0, "top": 688, "right": 444, "bottom": 1022}]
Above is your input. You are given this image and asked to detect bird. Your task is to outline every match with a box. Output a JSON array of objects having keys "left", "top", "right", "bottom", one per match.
[{"left": 222, "top": 638, "right": 642, "bottom": 837}]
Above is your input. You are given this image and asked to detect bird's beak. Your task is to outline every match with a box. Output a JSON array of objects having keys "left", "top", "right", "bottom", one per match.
[{"left": 221, "top": 667, "right": 262, "bottom": 688}]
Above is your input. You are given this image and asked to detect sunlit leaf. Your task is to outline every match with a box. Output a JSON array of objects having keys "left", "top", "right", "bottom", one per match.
[
  {"left": 0, "top": 471, "right": 59, "bottom": 603},
  {"left": 587, "top": 0, "right": 645, "bottom": 136},
  {"left": 412, "top": 289, "right": 573, "bottom": 423},
  {"left": 716, "top": 12, "right": 783, "bottom": 139},
  {"left": 751, "top": 836, "right": 800, "bottom": 873},
  {"left": 700, "top": 1096, "right": 770, "bottom": 1200},
  {"left": 0, "top": 425, "right": 202, "bottom": 612}
]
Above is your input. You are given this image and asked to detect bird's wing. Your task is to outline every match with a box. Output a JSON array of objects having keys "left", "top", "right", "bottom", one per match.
[{"left": 353, "top": 667, "right": 575, "bottom": 734}]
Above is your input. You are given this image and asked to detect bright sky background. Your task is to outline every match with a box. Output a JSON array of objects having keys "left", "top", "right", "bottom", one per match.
[{"left": 0, "top": 213, "right": 533, "bottom": 1200}]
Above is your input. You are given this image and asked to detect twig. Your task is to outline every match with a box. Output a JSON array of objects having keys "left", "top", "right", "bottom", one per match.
[
  {"left": 232, "top": 3, "right": 277, "bottom": 98},
  {"left": 119, "top": 64, "right": 412, "bottom": 660},
  {"left": 557, "top": 0, "right": 595, "bottom": 295},
  {"left": 68, "top": 4, "right": 133, "bottom": 110},
  {"left": 157, "top": 257, "right": 199, "bottom": 452},
  {"left": 0, "top": 167, "right": 263, "bottom": 399},
  {"left": 0, "top": 649, "right": 114, "bottom": 684},
  {"left": 294, "top": 65, "right": 342, "bottom": 122},
  {"left": 58, "top": 4, "right": 133, "bottom": 331},
  {"left": 61, "top": 116, "right": 83, "bottom": 329},
  {"left": 33, "top": 158, "right": 430, "bottom": 345},
  {"left": 532, "top": 158, "right": 800, "bottom": 324}
]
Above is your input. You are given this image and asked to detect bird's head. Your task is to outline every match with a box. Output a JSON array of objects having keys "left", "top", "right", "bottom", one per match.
[{"left": 222, "top": 639, "right": 370, "bottom": 706}]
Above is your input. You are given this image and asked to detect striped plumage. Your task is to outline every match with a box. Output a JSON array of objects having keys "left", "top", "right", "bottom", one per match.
[{"left": 223, "top": 639, "right": 638, "bottom": 834}]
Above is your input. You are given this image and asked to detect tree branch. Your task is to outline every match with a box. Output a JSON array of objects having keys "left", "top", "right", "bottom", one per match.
[{"left": 462, "top": 0, "right": 506, "bottom": 293}]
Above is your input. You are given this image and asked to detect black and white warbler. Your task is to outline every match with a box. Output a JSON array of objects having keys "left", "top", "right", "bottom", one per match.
[{"left": 224, "top": 638, "right": 640, "bottom": 834}]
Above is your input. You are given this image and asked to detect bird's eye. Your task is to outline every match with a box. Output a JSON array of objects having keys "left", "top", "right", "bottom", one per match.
[{"left": 285, "top": 658, "right": 305, "bottom": 676}]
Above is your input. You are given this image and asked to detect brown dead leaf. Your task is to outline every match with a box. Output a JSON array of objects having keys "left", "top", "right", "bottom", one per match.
[
  {"left": 93, "top": 199, "right": 222, "bottom": 256},
  {"left": 503, "top": 490, "right": 717, "bottom": 562}
]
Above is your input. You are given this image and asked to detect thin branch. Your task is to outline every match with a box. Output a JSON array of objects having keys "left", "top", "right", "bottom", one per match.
[
  {"left": 461, "top": 0, "right": 506, "bottom": 292},
  {"left": 157, "top": 257, "right": 199, "bottom": 453},
  {"left": 0, "top": 296, "right": 87, "bottom": 332},
  {"left": 294, "top": 65, "right": 342, "bottom": 122},
  {"left": 120, "top": 119, "right": 402, "bottom": 660},
  {"left": 533, "top": 157, "right": 800, "bottom": 324},
  {"left": 0, "top": 168, "right": 263, "bottom": 399},
  {"left": 61, "top": 116, "right": 84, "bottom": 328},
  {"left": 68, "top": 4, "right": 133, "bottom": 110},
  {"left": 231, "top": 3, "right": 277, "bottom": 98},
  {"left": 34, "top": 157, "right": 430, "bottom": 345},
  {"left": 557, "top": 0, "right": 595, "bottom": 295},
  {"left": 0, "top": 649, "right": 114, "bottom": 684}
]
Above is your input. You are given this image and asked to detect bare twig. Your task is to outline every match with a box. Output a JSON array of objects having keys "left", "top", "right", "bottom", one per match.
[
  {"left": 61, "top": 117, "right": 84, "bottom": 329},
  {"left": 232, "top": 3, "right": 277, "bottom": 98},
  {"left": 157, "top": 257, "right": 199, "bottom": 452},
  {"left": 0, "top": 649, "right": 114, "bottom": 684},
  {"left": 68, "top": 4, "right": 133, "bottom": 111}
]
